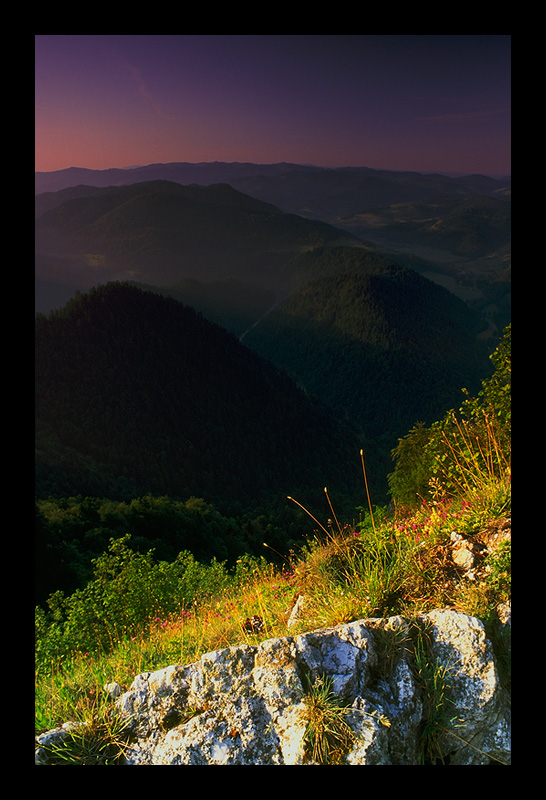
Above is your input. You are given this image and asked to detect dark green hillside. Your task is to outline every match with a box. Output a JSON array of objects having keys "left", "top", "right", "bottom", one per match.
[
  {"left": 335, "top": 195, "right": 511, "bottom": 334},
  {"left": 130, "top": 278, "right": 278, "bottom": 339},
  {"left": 35, "top": 184, "right": 115, "bottom": 219},
  {"left": 35, "top": 283, "right": 363, "bottom": 515},
  {"left": 244, "top": 247, "right": 492, "bottom": 459},
  {"left": 35, "top": 180, "right": 360, "bottom": 291}
]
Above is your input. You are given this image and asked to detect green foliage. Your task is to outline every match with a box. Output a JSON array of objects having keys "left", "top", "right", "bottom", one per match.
[
  {"left": 231, "top": 552, "right": 271, "bottom": 583},
  {"left": 35, "top": 493, "right": 252, "bottom": 603},
  {"left": 485, "top": 539, "right": 511, "bottom": 597},
  {"left": 387, "top": 422, "right": 436, "bottom": 507},
  {"left": 35, "top": 535, "right": 232, "bottom": 670},
  {"left": 388, "top": 324, "right": 511, "bottom": 508},
  {"left": 427, "top": 325, "right": 510, "bottom": 499}
]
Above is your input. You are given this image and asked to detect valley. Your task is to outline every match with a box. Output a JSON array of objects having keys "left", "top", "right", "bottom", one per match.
[{"left": 35, "top": 161, "right": 510, "bottom": 593}]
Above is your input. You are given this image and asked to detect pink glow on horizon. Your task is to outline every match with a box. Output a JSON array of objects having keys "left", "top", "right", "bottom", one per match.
[{"left": 35, "top": 35, "right": 511, "bottom": 177}]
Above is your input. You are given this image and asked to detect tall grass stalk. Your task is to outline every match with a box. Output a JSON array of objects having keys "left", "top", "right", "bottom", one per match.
[
  {"left": 287, "top": 495, "right": 331, "bottom": 537},
  {"left": 324, "top": 487, "right": 343, "bottom": 536},
  {"left": 360, "top": 449, "right": 376, "bottom": 534},
  {"left": 436, "top": 409, "right": 510, "bottom": 498}
]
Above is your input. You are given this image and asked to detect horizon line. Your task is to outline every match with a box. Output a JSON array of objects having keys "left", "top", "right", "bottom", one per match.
[{"left": 35, "top": 160, "right": 511, "bottom": 181}]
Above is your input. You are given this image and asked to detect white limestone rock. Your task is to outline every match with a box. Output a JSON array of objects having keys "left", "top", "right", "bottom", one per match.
[{"left": 36, "top": 609, "right": 511, "bottom": 765}]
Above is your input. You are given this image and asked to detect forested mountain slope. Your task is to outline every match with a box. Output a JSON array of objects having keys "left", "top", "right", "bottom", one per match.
[
  {"left": 35, "top": 283, "right": 363, "bottom": 515},
  {"left": 244, "top": 247, "right": 493, "bottom": 452}
]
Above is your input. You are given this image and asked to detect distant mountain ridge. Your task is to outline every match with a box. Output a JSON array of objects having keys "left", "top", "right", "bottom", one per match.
[
  {"left": 35, "top": 161, "right": 510, "bottom": 331},
  {"left": 35, "top": 161, "right": 510, "bottom": 218},
  {"left": 35, "top": 180, "right": 361, "bottom": 301},
  {"left": 34, "top": 162, "right": 321, "bottom": 195}
]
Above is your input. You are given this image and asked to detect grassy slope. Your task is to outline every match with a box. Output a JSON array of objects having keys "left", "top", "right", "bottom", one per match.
[{"left": 35, "top": 471, "right": 511, "bottom": 739}]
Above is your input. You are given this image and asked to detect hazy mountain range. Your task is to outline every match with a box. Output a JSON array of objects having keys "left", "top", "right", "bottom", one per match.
[
  {"left": 35, "top": 161, "right": 510, "bottom": 526},
  {"left": 35, "top": 179, "right": 359, "bottom": 295},
  {"left": 34, "top": 161, "right": 510, "bottom": 210},
  {"left": 35, "top": 162, "right": 510, "bottom": 331}
]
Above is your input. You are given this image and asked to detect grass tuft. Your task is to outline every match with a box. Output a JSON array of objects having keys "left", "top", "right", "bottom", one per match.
[{"left": 300, "top": 674, "right": 355, "bottom": 764}]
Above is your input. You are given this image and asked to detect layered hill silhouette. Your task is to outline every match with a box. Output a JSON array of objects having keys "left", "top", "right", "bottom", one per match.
[
  {"left": 35, "top": 161, "right": 510, "bottom": 212},
  {"left": 35, "top": 179, "right": 361, "bottom": 310},
  {"left": 35, "top": 283, "right": 364, "bottom": 515},
  {"left": 34, "top": 161, "right": 320, "bottom": 195},
  {"left": 34, "top": 165, "right": 508, "bottom": 515},
  {"left": 36, "top": 255, "right": 493, "bottom": 516},
  {"left": 230, "top": 167, "right": 510, "bottom": 223},
  {"left": 34, "top": 163, "right": 510, "bottom": 596},
  {"left": 35, "top": 162, "right": 510, "bottom": 333},
  {"left": 337, "top": 194, "right": 510, "bottom": 258}
]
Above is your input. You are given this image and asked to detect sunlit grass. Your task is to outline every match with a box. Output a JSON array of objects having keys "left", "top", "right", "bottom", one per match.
[
  {"left": 36, "top": 469, "right": 511, "bottom": 739},
  {"left": 35, "top": 558, "right": 299, "bottom": 734}
]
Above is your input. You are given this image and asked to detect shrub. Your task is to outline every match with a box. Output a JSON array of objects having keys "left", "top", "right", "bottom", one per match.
[
  {"left": 35, "top": 535, "right": 232, "bottom": 669},
  {"left": 388, "top": 325, "right": 511, "bottom": 508}
]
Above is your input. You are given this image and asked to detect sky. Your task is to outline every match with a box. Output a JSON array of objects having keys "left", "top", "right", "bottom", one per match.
[{"left": 35, "top": 35, "right": 511, "bottom": 177}]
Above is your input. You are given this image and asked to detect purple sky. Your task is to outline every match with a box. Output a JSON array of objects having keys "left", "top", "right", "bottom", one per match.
[{"left": 35, "top": 35, "right": 511, "bottom": 177}]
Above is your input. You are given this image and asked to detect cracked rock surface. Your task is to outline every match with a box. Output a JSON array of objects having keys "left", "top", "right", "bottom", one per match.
[{"left": 89, "top": 610, "right": 510, "bottom": 765}]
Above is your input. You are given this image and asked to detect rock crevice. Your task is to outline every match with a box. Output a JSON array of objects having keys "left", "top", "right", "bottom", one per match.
[{"left": 36, "top": 609, "right": 510, "bottom": 765}]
